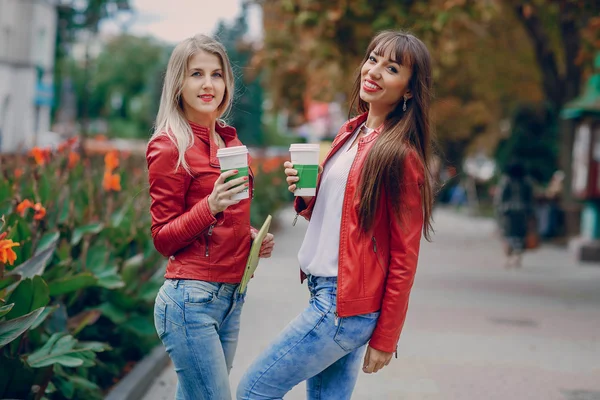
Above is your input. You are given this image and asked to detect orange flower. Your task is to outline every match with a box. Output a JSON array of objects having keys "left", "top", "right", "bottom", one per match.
[
  {"left": 57, "top": 137, "right": 78, "bottom": 152},
  {"left": 68, "top": 151, "right": 80, "bottom": 168},
  {"left": 103, "top": 172, "right": 121, "bottom": 192},
  {"left": 16, "top": 199, "right": 35, "bottom": 216},
  {"left": 0, "top": 232, "right": 20, "bottom": 266},
  {"left": 33, "top": 203, "right": 46, "bottom": 220},
  {"left": 262, "top": 158, "right": 282, "bottom": 174},
  {"left": 16, "top": 199, "right": 46, "bottom": 220},
  {"left": 14, "top": 168, "right": 24, "bottom": 179},
  {"left": 30, "top": 147, "right": 50, "bottom": 166},
  {"left": 95, "top": 134, "right": 108, "bottom": 141},
  {"left": 104, "top": 151, "right": 120, "bottom": 172}
]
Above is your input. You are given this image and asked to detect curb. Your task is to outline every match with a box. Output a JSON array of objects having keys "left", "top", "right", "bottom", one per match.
[{"left": 105, "top": 345, "right": 170, "bottom": 400}]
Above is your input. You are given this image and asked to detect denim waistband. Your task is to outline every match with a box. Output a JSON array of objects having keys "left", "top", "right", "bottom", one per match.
[
  {"left": 306, "top": 275, "right": 337, "bottom": 293},
  {"left": 166, "top": 279, "right": 241, "bottom": 299}
]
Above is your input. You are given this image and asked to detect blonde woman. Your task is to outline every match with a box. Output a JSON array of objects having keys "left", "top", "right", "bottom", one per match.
[{"left": 147, "top": 34, "right": 274, "bottom": 400}]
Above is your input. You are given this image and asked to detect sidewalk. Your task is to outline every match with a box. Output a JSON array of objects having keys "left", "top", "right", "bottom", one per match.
[{"left": 142, "top": 206, "right": 600, "bottom": 400}]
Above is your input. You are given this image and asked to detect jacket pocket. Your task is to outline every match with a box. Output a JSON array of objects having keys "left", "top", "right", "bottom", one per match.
[{"left": 371, "top": 237, "right": 387, "bottom": 275}]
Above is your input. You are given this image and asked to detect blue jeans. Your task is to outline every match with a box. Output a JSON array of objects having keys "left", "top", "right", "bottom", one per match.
[
  {"left": 154, "top": 279, "right": 246, "bottom": 400},
  {"left": 237, "top": 275, "right": 380, "bottom": 400}
]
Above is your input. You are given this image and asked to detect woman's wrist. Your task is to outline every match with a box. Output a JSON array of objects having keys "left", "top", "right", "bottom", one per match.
[{"left": 301, "top": 196, "right": 313, "bottom": 205}]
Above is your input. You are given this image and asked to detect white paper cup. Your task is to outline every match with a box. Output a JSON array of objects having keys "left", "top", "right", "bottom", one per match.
[
  {"left": 289, "top": 143, "right": 320, "bottom": 196},
  {"left": 217, "top": 145, "right": 249, "bottom": 201}
]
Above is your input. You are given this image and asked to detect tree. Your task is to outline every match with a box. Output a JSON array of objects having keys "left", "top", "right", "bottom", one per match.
[
  {"left": 53, "top": 0, "right": 133, "bottom": 127},
  {"left": 215, "top": 3, "right": 265, "bottom": 146},
  {"left": 257, "top": 1, "right": 541, "bottom": 162},
  {"left": 67, "top": 35, "right": 167, "bottom": 138},
  {"left": 257, "top": 0, "right": 600, "bottom": 175}
]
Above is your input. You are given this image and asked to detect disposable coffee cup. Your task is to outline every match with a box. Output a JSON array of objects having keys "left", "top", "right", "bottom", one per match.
[
  {"left": 217, "top": 145, "right": 249, "bottom": 201},
  {"left": 289, "top": 143, "right": 320, "bottom": 197}
]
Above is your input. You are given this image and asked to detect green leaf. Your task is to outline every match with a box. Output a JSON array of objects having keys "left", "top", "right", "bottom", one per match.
[
  {"left": 68, "top": 375, "right": 100, "bottom": 392},
  {"left": 29, "top": 305, "right": 59, "bottom": 330},
  {"left": 122, "top": 315, "right": 156, "bottom": 337},
  {"left": 12, "top": 244, "right": 56, "bottom": 279},
  {"left": 27, "top": 333, "right": 107, "bottom": 369},
  {"left": 138, "top": 281, "right": 161, "bottom": 302},
  {"left": 0, "top": 274, "right": 20, "bottom": 291},
  {"left": 86, "top": 243, "right": 107, "bottom": 270},
  {"left": 71, "top": 223, "right": 104, "bottom": 246},
  {"left": 5, "top": 276, "right": 50, "bottom": 320},
  {"left": 57, "top": 239, "right": 71, "bottom": 261},
  {"left": 0, "top": 303, "right": 14, "bottom": 318},
  {"left": 110, "top": 200, "right": 132, "bottom": 228},
  {"left": 35, "top": 231, "right": 60, "bottom": 255},
  {"left": 48, "top": 273, "right": 97, "bottom": 296},
  {"left": 0, "top": 307, "right": 45, "bottom": 347},
  {"left": 93, "top": 265, "right": 125, "bottom": 289},
  {"left": 58, "top": 195, "right": 71, "bottom": 225},
  {"left": 98, "top": 302, "right": 127, "bottom": 325},
  {"left": 26, "top": 333, "right": 79, "bottom": 368},
  {"left": 122, "top": 254, "right": 144, "bottom": 284}
]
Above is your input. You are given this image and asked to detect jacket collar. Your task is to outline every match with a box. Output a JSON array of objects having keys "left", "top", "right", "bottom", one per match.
[
  {"left": 188, "top": 120, "right": 238, "bottom": 167},
  {"left": 341, "top": 112, "right": 381, "bottom": 144}
]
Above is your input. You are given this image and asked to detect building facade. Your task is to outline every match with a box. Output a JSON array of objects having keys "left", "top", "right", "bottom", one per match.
[{"left": 0, "top": 0, "right": 57, "bottom": 153}]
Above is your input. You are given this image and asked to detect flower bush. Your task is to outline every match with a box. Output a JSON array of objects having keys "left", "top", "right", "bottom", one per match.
[
  {"left": 250, "top": 154, "right": 291, "bottom": 228},
  {"left": 0, "top": 140, "right": 163, "bottom": 400},
  {"left": 0, "top": 140, "right": 291, "bottom": 399}
]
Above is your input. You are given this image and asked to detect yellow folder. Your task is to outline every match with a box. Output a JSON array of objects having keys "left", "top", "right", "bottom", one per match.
[{"left": 238, "top": 215, "right": 272, "bottom": 294}]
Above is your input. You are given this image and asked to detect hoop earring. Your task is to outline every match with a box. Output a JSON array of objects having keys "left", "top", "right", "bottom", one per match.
[{"left": 403, "top": 95, "right": 408, "bottom": 112}]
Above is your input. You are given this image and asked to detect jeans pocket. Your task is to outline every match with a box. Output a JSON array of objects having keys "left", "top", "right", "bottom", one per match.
[
  {"left": 333, "top": 311, "right": 380, "bottom": 352},
  {"left": 154, "top": 294, "right": 167, "bottom": 339},
  {"left": 183, "top": 280, "right": 217, "bottom": 305}
]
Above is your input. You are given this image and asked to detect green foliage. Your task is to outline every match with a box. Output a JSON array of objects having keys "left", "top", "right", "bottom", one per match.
[
  {"left": 215, "top": 4, "right": 266, "bottom": 146},
  {"left": 0, "top": 142, "right": 161, "bottom": 399},
  {"left": 66, "top": 35, "right": 167, "bottom": 138},
  {"left": 250, "top": 156, "right": 291, "bottom": 227}
]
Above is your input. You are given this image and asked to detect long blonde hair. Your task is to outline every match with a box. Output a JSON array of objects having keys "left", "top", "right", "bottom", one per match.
[{"left": 151, "top": 34, "right": 235, "bottom": 172}]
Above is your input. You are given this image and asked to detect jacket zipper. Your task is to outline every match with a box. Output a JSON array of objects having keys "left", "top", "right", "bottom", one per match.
[
  {"left": 333, "top": 137, "right": 368, "bottom": 322},
  {"left": 205, "top": 224, "right": 214, "bottom": 257}
]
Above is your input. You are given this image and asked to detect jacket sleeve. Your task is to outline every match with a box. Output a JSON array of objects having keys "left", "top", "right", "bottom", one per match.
[
  {"left": 369, "top": 151, "right": 424, "bottom": 353},
  {"left": 147, "top": 135, "right": 218, "bottom": 257},
  {"left": 293, "top": 196, "right": 317, "bottom": 220}
]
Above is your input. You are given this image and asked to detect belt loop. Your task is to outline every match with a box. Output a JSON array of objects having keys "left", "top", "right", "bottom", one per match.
[{"left": 172, "top": 279, "right": 180, "bottom": 288}]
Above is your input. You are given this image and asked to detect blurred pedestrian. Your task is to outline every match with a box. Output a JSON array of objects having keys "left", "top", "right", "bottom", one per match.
[
  {"left": 494, "top": 161, "right": 535, "bottom": 268},
  {"left": 238, "top": 30, "right": 434, "bottom": 400}
]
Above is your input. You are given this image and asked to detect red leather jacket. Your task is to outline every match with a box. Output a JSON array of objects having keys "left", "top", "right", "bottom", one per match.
[
  {"left": 294, "top": 113, "right": 424, "bottom": 353},
  {"left": 146, "top": 121, "right": 253, "bottom": 283}
]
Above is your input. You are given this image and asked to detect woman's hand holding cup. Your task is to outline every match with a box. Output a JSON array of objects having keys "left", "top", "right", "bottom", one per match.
[
  {"left": 284, "top": 161, "right": 300, "bottom": 193},
  {"left": 208, "top": 170, "right": 249, "bottom": 215},
  {"left": 284, "top": 161, "right": 321, "bottom": 205}
]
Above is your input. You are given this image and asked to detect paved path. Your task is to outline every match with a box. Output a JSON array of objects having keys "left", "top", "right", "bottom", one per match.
[{"left": 143, "top": 207, "right": 600, "bottom": 400}]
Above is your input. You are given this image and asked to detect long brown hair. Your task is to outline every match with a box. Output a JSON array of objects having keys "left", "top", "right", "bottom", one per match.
[{"left": 349, "top": 31, "right": 434, "bottom": 241}]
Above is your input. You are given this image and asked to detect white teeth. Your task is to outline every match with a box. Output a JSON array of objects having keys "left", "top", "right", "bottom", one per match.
[{"left": 364, "top": 81, "right": 379, "bottom": 90}]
